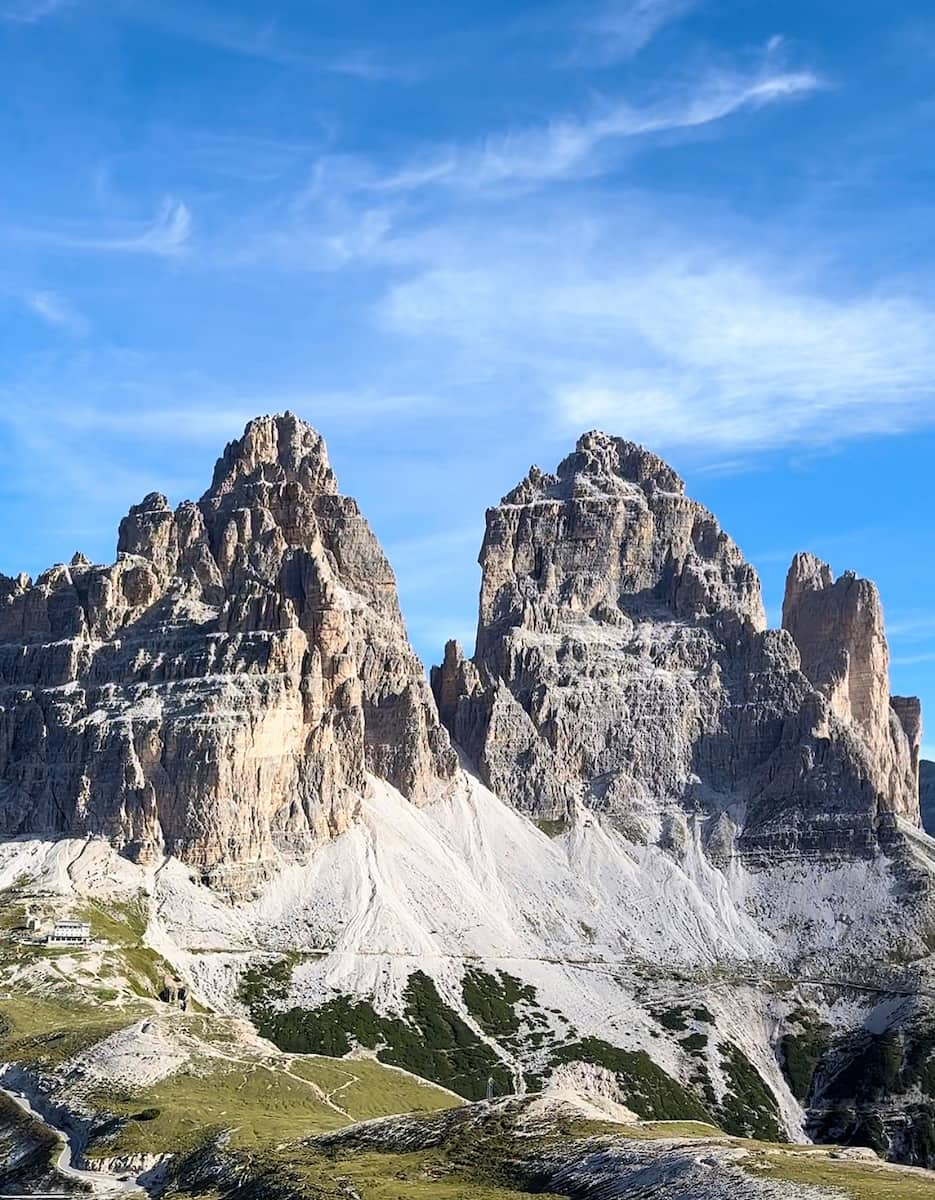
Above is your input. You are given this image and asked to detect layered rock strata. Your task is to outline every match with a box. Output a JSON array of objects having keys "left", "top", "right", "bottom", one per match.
[
  {"left": 433, "top": 431, "right": 920, "bottom": 857},
  {"left": 0, "top": 414, "right": 455, "bottom": 879},
  {"left": 921, "top": 761, "right": 935, "bottom": 836},
  {"left": 782, "top": 552, "right": 919, "bottom": 821}
]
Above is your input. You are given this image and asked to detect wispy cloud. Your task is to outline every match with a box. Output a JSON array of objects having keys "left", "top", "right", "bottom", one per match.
[
  {"left": 0, "top": 0, "right": 72, "bottom": 23},
  {"left": 0, "top": 373, "right": 435, "bottom": 457},
  {"left": 23, "top": 289, "right": 88, "bottom": 334},
  {"left": 378, "top": 207, "right": 935, "bottom": 454},
  {"left": 5, "top": 197, "right": 192, "bottom": 257},
  {"left": 362, "top": 60, "right": 822, "bottom": 193},
  {"left": 551, "top": 260, "right": 935, "bottom": 449},
  {"left": 564, "top": 0, "right": 695, "bottom": 67}
]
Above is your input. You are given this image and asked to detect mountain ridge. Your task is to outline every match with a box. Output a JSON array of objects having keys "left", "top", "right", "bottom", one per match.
[{"left": 1, "top": 413, "right": 934, "bottom": 1177}]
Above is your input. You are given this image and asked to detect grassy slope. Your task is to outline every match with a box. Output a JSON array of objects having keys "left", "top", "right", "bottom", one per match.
[
  {"left": 159, "top": 1104, "right": 935, "bottom": 1200},
  {"left": 3, "top": 876, "right": 934, "bottom": 1199},
  {"left": 742, "top": 1146, "right": 935, "bottom": 1199},
  {"left": 218, "top": 1146, "right": 565, "bottom": 1200},
  {"left": 83, "top": 1048, "right": 460, "bottom": 1160},
  {"left": 0, "top": 994, "right": 147, "bottom": 1068},
  {"left": 0, "top": 883, "right": 459, "bottom": 1168}
]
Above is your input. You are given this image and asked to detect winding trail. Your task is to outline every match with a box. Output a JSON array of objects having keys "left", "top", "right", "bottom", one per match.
[{"left": 0, "top": 1081, "right": 144, "bottom": 1197}]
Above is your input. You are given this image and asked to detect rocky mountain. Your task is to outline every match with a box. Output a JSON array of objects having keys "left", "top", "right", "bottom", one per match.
[
  {"left": 0, "top": 413, "right": 455, "bottom": 889},
  {"left": 922, "top": 760, "right": 935, "bottom": 835},
  {"left": 1, "top": 415, "right": 934, "bottom": 1187},
  {"left": 432, "top": 431, "right": 920, "bottom": 859}
]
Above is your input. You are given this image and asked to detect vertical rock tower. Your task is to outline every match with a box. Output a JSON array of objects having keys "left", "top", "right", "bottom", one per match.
[
  {"left": 782, "top": 552, "right": 920, "bottom": 822},
  {"left": 0, "top": 414, "right": 455, "bottom": 884},
  {"left": 434, "top": 431, "right": 920, "bottom": 856}
]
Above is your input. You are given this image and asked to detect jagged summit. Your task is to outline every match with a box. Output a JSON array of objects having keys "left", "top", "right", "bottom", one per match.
[
  {"left": 0, "top": 418, "right": 922, "bottom": 883},
  {"left": 205, "top": 411, "right": 339, "bottom": 505},
  {"left": 502, "top": 430, "right": 685, "bottom": 506},
  {"left": 486, "top": 429, "right": 765, "bottom": 644},
  {"left": 0, "top": 414, "right": 455, "bottom": 884},
  {"left": 435, "top": 435, "right": 921, "bottom": 852}
]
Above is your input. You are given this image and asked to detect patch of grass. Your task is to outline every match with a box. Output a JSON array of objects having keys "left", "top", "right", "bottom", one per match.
[
  {"left": 78, "top": 897, "right": 173, "bottom": 998},
  {"left": 567, "top": 1118, "right": 725, "bottom": 1140},
  {"left": 552, "top": 1038, "right": 714, "bottom": 1122},
  {"left": 84, "top": 1064, "right": 348, "bottom": 1159},
  {"left": 535, "top": 819, "right": 568, "bottom": 839},
  {"left": 81, "top": 896, "right": 148, "bottom": 943},
  {"left": 635, "top": 1119, "right": 724, "bottom": 1139},
  {"left": 90, "top": 1055, "right": 455, "bottom": 1157},
  {"left": 288, "top": 1056, "right": 459, "bottom": 1121},
  {"left": 461, "top": 968, "right": 536, "bottom": 1039},
  {"left": 718, "top": 1041, "right": 782, "bottom": 1141},
  {"left": 742, "top": 1147, "right": 935, "bottom": 1199},
  {"left": 0, "top": 995, "right": 143, "bottom": 1068},
  {"left": 240, "top": 964, "right": 511, "bottom": 1101},
  {"left": 652, "top": 1005, "right": 689, "bottom": 1032},
  {"left": 780, "top": 1024, "right": 831, "bottom": 1102},
  {"left": 177, "top": 1144, "right": 565, "bottom": 1200}
]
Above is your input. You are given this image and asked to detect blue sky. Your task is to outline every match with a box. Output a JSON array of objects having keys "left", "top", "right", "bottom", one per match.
[{"left": 2, "top": 0, "right": 935, "bottom": 755}]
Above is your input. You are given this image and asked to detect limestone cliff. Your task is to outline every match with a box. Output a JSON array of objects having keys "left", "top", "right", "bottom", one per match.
[
  {"left": 0, "top": 413, "right": 455, "bottom": 884},
  {"left": 782, "top": 552, "right": 919, "bottom": 823},
  {"left": 922, "top": 760, "right": 935, "bottom": 836},
  {"left": 433, "top": 431, "right": 920, "bottom": 857}
]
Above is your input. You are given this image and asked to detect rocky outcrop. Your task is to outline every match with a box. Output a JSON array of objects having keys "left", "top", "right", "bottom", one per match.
[
  {"left": 921, "top": 761, "right": 935, "bottom": 836},
  {"left": 433, "top": 431, "right": 920, "bottom": 857},
  {"left": 782, "top": 553, "right": 919, "bottom": 823},
  {"left": 0, "top": 413, "right": 455, "bottom": 884}
]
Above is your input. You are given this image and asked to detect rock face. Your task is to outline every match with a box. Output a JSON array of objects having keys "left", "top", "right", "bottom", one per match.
[
  {"left": 0, "top": 414, "right": 455, "bottom": 882},
  {"left": 921, "top": 761, "right": 935, "bottom": 836},
  {"left": 433, "top": 431, "right": 920, "bottom": 856},
  {"left": 782, "top": 553, "right": 919, "bottom": 822},
  {"left": 0, "top": 419, "right": 922, "bottom": 884}
]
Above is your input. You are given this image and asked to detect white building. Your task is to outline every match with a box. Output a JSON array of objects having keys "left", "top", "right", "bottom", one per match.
[{"left": 47, "top": 919, "right": 91, "bottom": 946}]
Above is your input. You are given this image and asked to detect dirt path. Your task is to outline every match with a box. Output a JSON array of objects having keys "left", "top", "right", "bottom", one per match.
[{"left": 0, "top": 1081, "right": 145, "bottom": 1197}]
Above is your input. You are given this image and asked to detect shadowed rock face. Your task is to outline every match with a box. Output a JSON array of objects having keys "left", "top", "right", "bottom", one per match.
[
  {"left": 433, "top": 431, "right": 920, "bottom": 858},
  {"left": 922, "top": 761, "right": 935, "bottom": 836},
  {"left": 0, "top": 413, "right": 455, "bottom": 883}
]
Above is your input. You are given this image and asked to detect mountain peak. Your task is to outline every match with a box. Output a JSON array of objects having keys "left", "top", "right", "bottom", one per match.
[
  {"left": 570, "top": 430, "right": 685, "bottom": 495},
  {"left": 502, "top": 431, "right": 685, "bottom": 507},
  {"left": 0, "top": 412, "right": 455, "bottom": 882},
  {"left": 204, "top": 412, "right": 338, "bottom": 505}
]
